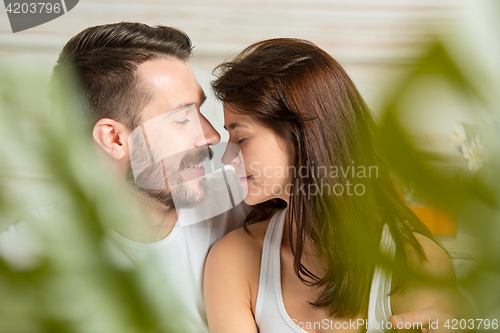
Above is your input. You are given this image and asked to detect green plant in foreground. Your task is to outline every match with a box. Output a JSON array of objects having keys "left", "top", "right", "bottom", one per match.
[
  {"left": 0, "top": 65, "right": 187, "bottom": 332},
  {"left": 376, "top": 7, "right": 500, "bottom": 325}
]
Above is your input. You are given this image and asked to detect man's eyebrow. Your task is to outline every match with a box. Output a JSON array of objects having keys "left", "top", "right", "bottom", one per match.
[
  {"left": 223, "top": 122, "right": 248, "bottom": 131},
  {"left": 170, "top": 95, "right": 207, "bottom": 113},
  {"left": 168, "top": 103, "right": 195, "bottom": 115}
]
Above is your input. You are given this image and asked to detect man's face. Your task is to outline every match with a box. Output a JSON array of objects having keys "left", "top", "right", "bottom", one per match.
[{"left": 127, "top": 57, "right": 220, "bottom": 208}]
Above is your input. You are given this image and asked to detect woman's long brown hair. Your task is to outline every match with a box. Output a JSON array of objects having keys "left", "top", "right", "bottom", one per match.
[{"left": 212, "top": 38, "right": 438, "bottom": 318}]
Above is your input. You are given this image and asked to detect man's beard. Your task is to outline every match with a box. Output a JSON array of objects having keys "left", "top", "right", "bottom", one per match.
[{"left": 126, "top": 147, "right": 213, "bottom": 209}]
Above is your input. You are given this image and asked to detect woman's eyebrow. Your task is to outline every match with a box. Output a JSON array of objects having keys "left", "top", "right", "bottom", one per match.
[{"left": 223, "top": 122, "right": 248, "bottom": 131}]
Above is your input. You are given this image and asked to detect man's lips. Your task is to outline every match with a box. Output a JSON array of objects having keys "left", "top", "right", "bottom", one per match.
[
  {"left": 179, "top": 158, "right": 207, "bottom": 181},
  {"left": 178, "top": 147, "right": 212, "bottom": 170},
  {"left": 182, "top": 166, "right": 205, "bottom": 179}
]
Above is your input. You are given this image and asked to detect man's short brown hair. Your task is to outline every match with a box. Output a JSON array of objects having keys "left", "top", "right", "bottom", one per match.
[{"left": 51, "top": 22, "right": 193, "bottom": 130}]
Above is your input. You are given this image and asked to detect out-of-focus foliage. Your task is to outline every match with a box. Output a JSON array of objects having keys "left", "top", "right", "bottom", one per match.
[
  {"left": 0, "top": 64, "right": 185, "bottom": 332},
  {"left": 377, "top": 0, "right": 500, "bottom": 324}
]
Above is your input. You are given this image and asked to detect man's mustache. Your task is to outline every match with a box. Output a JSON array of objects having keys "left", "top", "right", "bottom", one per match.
[{"left": 178, "top": 147, "right": 214, "bottom": 170}]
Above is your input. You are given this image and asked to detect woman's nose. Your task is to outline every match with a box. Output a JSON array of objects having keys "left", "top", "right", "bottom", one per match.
[{"left": 221, "top": 142, "right": 242, "bottom": 166}]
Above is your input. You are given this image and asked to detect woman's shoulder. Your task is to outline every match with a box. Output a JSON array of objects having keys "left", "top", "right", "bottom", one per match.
[
  {"left": 390, "top": 231, "right": 457, "bottom": 317},
  {"left": 203, "top": 219, "right": 276, "bottom": 332},
  {"left": 204, "top": 219, "right": 273, "bottom": 307},
  {"left": 404, "top": 232, "right": 455, "bottom": 279},
  {"left": 207, "top": 219, "right": 271, "bottom": 264}
]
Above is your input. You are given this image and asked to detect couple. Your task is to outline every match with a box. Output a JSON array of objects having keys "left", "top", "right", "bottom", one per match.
[{"left": 3, "top": 23, "right": 456, "bottom": 332}]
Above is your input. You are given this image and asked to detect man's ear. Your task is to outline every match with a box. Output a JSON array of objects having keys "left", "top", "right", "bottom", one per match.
[{"left": 92, "top": 118, "right": 131, "bottom": 160}]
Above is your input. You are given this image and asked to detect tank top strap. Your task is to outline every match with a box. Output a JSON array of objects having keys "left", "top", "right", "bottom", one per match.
[
  {"left": 254, "top": 208, "right": 287, "bottom": 325},
  {"left": 367, "top": 224, "right": 396, "bottom": 332}
]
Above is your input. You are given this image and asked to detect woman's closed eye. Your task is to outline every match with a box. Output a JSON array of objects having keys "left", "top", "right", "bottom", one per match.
[{"left": 237, "top": 138, "right": 247, "bottom": 145}]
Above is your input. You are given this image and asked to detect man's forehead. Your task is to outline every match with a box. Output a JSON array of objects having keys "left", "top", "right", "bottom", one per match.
[
  {"left": 135, "top": 58, "right": 205, "bottom": 117},
  {"left": 136, "top": 58, "right": 198, "bottom": 90}
]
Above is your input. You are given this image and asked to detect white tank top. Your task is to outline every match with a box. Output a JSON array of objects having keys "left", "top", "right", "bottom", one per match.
[{"left": 254, "top": 209, "right": 396, "bottom": 333}]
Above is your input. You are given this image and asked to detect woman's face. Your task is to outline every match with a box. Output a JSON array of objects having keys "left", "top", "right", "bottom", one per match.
[{"left": 222, "top": 104, "right": 294, "bottom": 206}]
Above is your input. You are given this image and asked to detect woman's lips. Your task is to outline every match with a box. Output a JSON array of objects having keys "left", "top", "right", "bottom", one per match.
[{"left": 236, "top": 174, "right": 253, "bottom": 185}]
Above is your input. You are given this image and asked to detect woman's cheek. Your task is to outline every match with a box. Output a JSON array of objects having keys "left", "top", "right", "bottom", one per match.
[{"left": 249, "top": 161, "right": 261, "bottom": 178}]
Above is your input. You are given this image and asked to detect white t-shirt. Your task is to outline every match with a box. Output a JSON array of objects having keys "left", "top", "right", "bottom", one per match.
[{"left": 0, "top": 169, "right": 250, "bottom": 332}]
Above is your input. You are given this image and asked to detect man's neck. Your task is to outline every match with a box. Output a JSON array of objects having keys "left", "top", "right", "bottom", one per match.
[{"left": 114, "top": 190, "right": 179, "bottom": 244}]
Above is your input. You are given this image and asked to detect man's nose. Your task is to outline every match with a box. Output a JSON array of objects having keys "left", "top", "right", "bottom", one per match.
[{"left": 194, "top": 114, "right": 221, "bottom": 148}]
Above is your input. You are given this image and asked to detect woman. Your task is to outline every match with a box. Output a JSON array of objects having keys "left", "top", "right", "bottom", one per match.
[{"left": 204, "top": 39, "right": 457, "bottom": 333}]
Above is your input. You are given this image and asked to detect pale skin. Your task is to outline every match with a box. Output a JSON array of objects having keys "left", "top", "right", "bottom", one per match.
[{"left": 203, "top": 107, "right": 458, "bottom": 333}]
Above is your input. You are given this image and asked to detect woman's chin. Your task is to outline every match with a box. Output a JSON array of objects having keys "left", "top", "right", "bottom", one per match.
[
  {"left": 243, "top": 196, "right": 258, "bottom": 206},
  {"left": 243, "top": 194, "right": 279, "bottom": 206},
  {"left": 243, "top": 194, "right": 268, "bottom": 206}
]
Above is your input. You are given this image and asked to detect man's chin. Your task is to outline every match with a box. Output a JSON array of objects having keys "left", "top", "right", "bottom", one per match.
[
  {"left": 148, "top": 177, "right": 208, "bottom": 209},
  {"left": 174, "top": 177, "right": 208, "bottom": 208}
]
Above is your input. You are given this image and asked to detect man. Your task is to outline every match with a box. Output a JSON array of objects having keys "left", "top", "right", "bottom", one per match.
[
  {"left": 2, "top": 22, "right": 249, "bottom": 332},
  {"left": 60, "top": 23, "right": 251, "bottom": 332}
]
